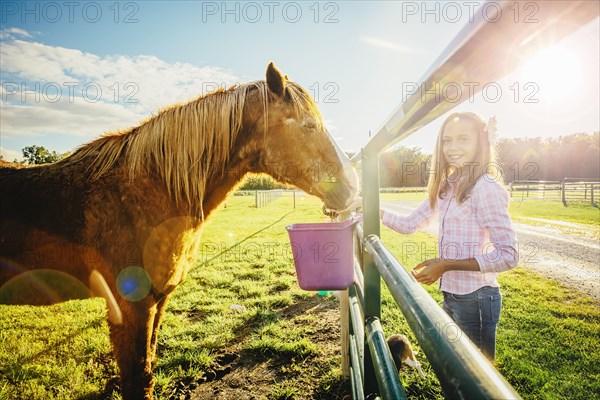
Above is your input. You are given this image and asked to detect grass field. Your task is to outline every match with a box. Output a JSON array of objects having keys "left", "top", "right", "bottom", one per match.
[
  {"left": 0, "top": 194, "right": 598, "bottom": 399},
  {"left": 508, "top": 200, "right": 600, "bottom": 242}
]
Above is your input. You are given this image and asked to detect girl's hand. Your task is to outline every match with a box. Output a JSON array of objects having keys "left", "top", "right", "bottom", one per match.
[{"left": 412, "top": 259, "right": 448, "bottom": 285}]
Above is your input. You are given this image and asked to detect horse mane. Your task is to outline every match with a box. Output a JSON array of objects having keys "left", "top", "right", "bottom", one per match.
[{"left": 62, "top": 80, "right": 321, "bottom": 218}]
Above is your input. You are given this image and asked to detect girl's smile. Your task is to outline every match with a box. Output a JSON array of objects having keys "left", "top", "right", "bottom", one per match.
[{"left": 442, "top": 117, "right": 480, "bottom": 170}]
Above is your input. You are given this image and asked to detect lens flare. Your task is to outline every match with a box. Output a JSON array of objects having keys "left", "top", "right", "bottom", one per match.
[
  {"left": 116, "top": 266, "right": 152, "bottom": 302},
  {"left": 0, "top": 266, "right": 91, "bottom": 305}
]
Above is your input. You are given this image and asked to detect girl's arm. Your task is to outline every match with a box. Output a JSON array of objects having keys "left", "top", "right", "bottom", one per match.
[
  {"left": 473, "top": 178, "right": 519, "bottom": 273},
  {"left": 381, "top": 198, "right": 437, "bottom": 234}
]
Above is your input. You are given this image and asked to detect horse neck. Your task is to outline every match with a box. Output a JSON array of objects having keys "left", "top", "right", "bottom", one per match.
[
  {"left": 132, "top": 86, "right": 265, "bottom": 219},
  {"left": 198, "top": 119, "right": 263, "bottom": 220},
  {"left": 200, "top": 164, "right": 246, "bottom": 219}
]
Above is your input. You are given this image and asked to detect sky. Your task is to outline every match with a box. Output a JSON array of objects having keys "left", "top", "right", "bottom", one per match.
[{"left": 1, "top": 1, "right": 599, "bottom": 162}]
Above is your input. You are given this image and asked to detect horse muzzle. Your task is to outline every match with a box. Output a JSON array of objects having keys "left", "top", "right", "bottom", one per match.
[{"left": 318, "top": 164, "right": 360, "bottom": 212}]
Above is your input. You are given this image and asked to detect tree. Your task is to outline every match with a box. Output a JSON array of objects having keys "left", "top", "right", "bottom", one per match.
[
  {"left": 238, "top": 174, "right": 290, "bottom": 190},
  {"left": 21, "top": 145, "right": 66, "bottom": 165},
  {"left": 379, "top": 146, "right": 431, "bottom": 187},
  {"left": 494, "top": 133, "right": 599, "bottom": 182}
]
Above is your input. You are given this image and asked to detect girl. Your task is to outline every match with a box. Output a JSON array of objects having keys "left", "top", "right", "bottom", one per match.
[{"left": 380, "top": 112, "right": 518, "bottom": 362}]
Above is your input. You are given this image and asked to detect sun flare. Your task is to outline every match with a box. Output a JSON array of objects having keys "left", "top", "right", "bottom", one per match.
[{"left": 518, "top": 45, "right": 583, "bottom": 103}]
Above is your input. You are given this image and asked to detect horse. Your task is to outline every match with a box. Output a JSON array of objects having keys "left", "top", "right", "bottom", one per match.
[{"left": 0, "top": 62, "right": 359, "bottom": 400}]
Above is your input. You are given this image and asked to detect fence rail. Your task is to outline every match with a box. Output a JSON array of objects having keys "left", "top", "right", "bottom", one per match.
[
  {"left": 510, "top": 179, "right": 599, "bottom": 206},
  {"left": 251, "top": 189, "right": 300, "bottom": 208},
  {"left": 380, "top": 187, "right": 427, "bottom": 194}
]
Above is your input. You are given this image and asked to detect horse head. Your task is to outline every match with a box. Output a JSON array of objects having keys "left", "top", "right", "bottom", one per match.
[{"left": 240, "top": 62, "right": 359, "bottom": 212}]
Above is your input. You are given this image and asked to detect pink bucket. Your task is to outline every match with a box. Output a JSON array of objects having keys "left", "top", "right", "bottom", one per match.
[{"left": 286, "top": 215, "right": 361, "bottom": 291}]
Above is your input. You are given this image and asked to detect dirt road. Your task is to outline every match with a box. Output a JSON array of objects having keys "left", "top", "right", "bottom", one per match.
[{"left": 381, "top": 200, "right": 600, "bottom": 301}]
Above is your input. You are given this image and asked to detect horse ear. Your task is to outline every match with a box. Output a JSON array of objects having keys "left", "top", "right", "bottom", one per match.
[{"left": 266, "top": 62, "right": 287, "bottom": 97}]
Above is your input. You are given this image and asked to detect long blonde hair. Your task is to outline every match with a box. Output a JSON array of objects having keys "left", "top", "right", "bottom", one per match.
[{"left": 427, "top": 112, "right": 499, "bottom": 209}]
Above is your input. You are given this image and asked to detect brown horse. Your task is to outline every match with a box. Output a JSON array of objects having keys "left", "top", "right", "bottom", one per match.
[{"left": 0, "top": 62, "right": 358, "bottom": 399}]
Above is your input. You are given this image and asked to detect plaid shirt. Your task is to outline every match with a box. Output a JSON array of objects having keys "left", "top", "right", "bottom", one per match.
[{"left": 382, "top": 174, "right": 518, "bottom": 295}]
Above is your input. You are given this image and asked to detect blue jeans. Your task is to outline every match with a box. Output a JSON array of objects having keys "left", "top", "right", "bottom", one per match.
[{"left": 443, "top": 286, "right": 502, "bottom": 361}]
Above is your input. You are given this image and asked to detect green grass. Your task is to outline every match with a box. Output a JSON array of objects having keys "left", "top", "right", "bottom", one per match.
[
  {"left": 1, "top": 194, "right": 598, "bottom": 399},
  {"left": 0, "top": 300, "right": 118, "bottom": 399},
  {"left": 380, "top": 191, "right": 428, "bottom": 202},
  {"left": 508, "top": 198, "right": 600, "bottom": 226},
  {"left": 496, "top": 269, "right": 599, "bottom": 398}
]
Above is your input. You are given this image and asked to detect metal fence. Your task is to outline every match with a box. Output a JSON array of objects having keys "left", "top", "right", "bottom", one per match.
[
  {"left": 509, "top": 179, "right": 599, "bottom": 206},
  {"left": 239, "top": 189, "right": 302, "bottom": 208},
  {"left": 380, "top": 187, "right": 427, "bottom": 194},
  {"left": 340, "top": 1, "right": 597, "bottom": 399},
  {"left": 254, "top": 189, "right": 285, "bottom": 208}
]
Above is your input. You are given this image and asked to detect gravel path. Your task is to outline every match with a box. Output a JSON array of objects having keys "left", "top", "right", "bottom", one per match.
[{"left": 381, "top": 200, "right": 600, "bottom": 301}]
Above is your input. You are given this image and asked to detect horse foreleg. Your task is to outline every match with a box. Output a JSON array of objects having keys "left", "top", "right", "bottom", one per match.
[
  {"left": 150, "top": 294, "right": 170, "bottom": 367},
  {"left": 109, "top": 300, "right": 158, "bottom": 400}
]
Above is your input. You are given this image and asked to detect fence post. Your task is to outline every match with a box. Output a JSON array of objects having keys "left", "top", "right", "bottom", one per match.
[
  {"left": 293, "top": 190, "right": 296, "bottom": 209},
  {"left": 339, "top": 207, "right": 352, "bottom": 379},
  {"left": 561, "top": 179, "right": 567, "bottom": 206},
  {"left": 340, "top": 290, "right": 350, "bottom": 378},
  {"left": 362, "top": 150, "right": 381, "bottom": 395},
  {"left": 542, "top": 182, "right": 545, "bottom": 199},
  {"left": 255, "top": 190, "right": 258, "bottom": 208}
]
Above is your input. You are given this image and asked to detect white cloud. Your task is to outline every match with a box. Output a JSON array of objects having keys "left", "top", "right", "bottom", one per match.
[
  {"left": 0, "top": 100, "right": 144, "bottom": 138},
  {"left": 0, "top": 28, "right": 240, "bottom": 152},
  {"left": 0, "top": 27, "right": 32, "bottom": 40}
]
